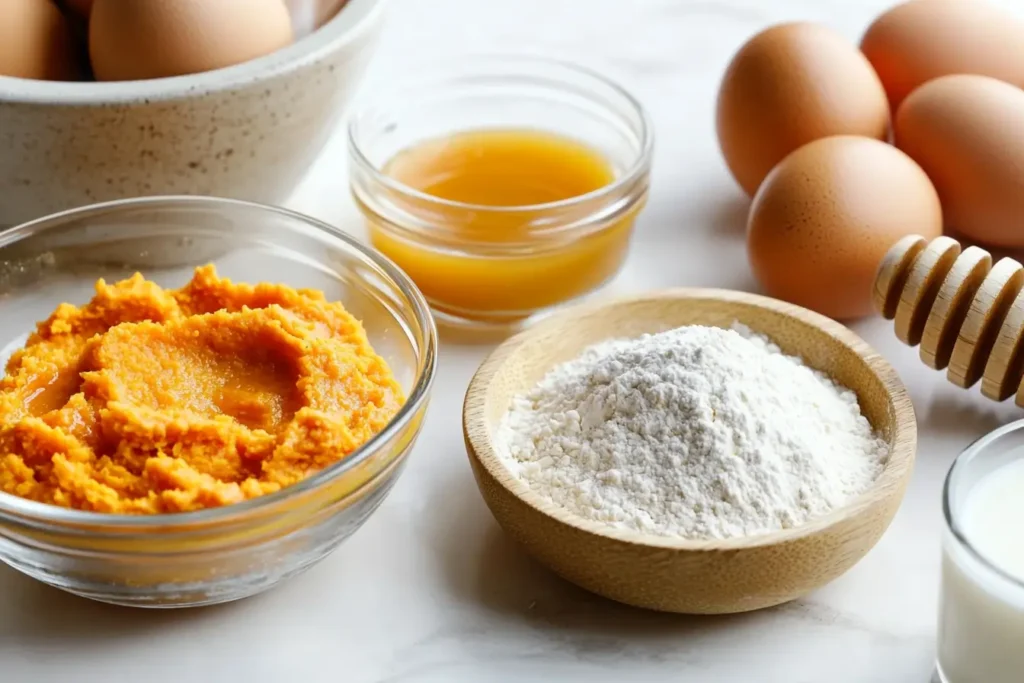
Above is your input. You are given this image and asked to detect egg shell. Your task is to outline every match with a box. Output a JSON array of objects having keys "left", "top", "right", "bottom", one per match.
[
  {"left": 89, "top": 0, "right": 294, "bottom": 81},
  {"left": 861, "top": 0, "right": 1024, "bottom": 111},
  {"left": 894, "top": 74, "right": 1024, "bottom": 248},
  {"left": 747, "top": 136, "right": 942, "bottom": 320},
  {"left": 0, "top": 0, "right": 81, "bottom": 81},
  {"left": 716, "top": 22, "right": 890, "bottom": 197}
]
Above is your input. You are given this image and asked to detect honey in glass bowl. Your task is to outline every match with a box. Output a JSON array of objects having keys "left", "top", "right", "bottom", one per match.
[{"left": 348, "top": 56, "right": 652, "bottom": 330}]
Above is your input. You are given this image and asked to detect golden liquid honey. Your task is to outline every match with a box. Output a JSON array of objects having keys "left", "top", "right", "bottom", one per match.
[{"left": 365, "top": 128, "right": 642, "bottom": 322}]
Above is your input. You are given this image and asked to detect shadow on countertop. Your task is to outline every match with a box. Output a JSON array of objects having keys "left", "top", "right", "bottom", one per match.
[
  {"left": 707, "top": 193, "right": 749, "bottom": 240},
  {"left": 916, "top": 390, "right": 1021, "bottom": 455},
  {"left": 425, "top": 461, "right": 764, "bottom": 653},
  {"left": 0, "top": 562, "right": 244, "bottom": 645}
]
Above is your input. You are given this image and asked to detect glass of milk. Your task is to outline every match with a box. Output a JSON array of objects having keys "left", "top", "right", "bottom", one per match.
[{"left": 937, "top": 419, "right": 1024, "bottom": 683}]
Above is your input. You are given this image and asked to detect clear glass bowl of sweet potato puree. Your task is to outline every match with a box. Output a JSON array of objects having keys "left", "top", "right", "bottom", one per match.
[
  {"left": 348, "top": 55, "right": 653, "bottom": 329},
  {"left": 0, "top": 196, "right": 437, "bottom": 607}
]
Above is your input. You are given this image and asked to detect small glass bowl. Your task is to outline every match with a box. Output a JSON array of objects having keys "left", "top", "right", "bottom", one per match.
[
  {"left": 0, "top": 196, "right": 437, "bottom": 608},
  {"left": 937, "top": 420, "right": 1024, "bottom": 683},
  {"left": 348, "top": 55, "right": 653, "bottom": 330}
]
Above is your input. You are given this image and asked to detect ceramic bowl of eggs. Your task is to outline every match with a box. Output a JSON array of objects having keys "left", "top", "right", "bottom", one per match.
[{"left": 0, "top": 0, "right": 384, "bottom": 226}]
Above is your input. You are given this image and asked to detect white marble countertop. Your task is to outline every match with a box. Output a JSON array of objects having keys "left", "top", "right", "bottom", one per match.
[{"left": 4, "top": 0, "right": 1021, "bottom": 681}]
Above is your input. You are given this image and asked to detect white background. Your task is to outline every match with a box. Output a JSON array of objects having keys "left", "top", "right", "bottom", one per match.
[{"left": 5, "top": 1, "right": 1023, "bottom": 681}]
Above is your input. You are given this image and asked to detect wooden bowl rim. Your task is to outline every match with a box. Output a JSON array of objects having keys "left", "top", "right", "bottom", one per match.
[{"left": 463, "top": 287, "right": 917, "bottom": 552}]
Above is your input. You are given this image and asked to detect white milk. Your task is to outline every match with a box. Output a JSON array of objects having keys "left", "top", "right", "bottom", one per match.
[{"left": 937, "top": 457, "right": 1024, "bottom": 683}]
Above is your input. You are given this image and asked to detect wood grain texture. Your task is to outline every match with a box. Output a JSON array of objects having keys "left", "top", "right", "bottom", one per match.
[
  {"left": 874, "top": 234, "right": 1024, "bottom": 404},
  {"left": 948, "top": 258, "right": 1024, "bottom": 389},
  {"left": 919, "top": 246, "right": 990, "bottom": 370},
  {"left": 463, "top": 289, "right": 917, "bottom": 615},
  {"left": 873, "top": 234, "right": 928, "bottom": 319},
  {"left": 893, "top": 236, "right": 961, "bottom": 346}
]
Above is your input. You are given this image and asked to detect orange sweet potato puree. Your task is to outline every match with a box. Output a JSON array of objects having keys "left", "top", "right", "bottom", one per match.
[{"left": 0, "top": 266, "right": 404, "bottom": 515}]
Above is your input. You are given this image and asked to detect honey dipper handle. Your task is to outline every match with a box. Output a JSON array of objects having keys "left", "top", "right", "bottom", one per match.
[{"left": 873, "top": 235, "right": 1024, "bottom": 405}]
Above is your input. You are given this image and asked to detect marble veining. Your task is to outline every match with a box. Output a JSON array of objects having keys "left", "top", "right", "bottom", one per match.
[{"left": 4, "top": 0, "right": 1024, "bottom": 681}]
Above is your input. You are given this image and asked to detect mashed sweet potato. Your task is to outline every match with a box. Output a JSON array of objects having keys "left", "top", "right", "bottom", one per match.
[{"left": 0, "top": 265, "right": 405, "bottom": 514}]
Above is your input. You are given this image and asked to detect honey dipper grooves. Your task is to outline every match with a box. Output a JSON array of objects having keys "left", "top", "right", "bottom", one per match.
[{"left": 874, "top": 234, "right": 1024, "bottom": 404}]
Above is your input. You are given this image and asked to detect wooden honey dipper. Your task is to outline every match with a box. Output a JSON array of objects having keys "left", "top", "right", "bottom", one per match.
[{"left": 874, "top": 235, "right": 1024, "bottom": 405}]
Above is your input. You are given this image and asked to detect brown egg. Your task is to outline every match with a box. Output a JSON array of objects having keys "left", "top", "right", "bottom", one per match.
[
  {"left": 89, "top": 0, "right": 294, "bottom": 81},
  {"left": 861, "top": 0, "right": 1024, "bottom": 112},
  {"left": 895, "top": 75, "right": 1024, "bottom": 248},
  {"left": 716, "top": 22, "right": 890, "bottom": 197},
  {"left": 0, "top": 0, "right": 81, "bottom": 81},
  {"left": 748, "top": 136, "right": 942, "bottom": 320}
]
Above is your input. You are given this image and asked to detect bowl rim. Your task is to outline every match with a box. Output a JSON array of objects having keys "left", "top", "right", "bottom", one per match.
[
  {"left": 463, "top": 287, "right": 917, "bottom": 552},
  {"left": 0, "top": 194, "right": 438, "bottom": 528},
  {"left": 0, "top": 0, "right": 387, "bottom": 105},
  {"left": 347, "top": 53, "right": 655, "bottom": 220},
  {"left": 943, "top": 417, "right": 1024, "bottom": 591}
]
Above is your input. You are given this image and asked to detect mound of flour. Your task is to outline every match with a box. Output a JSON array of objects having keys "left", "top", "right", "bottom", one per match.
[{"left": 495, "top": 324, "right": 888, "bottom": 540}]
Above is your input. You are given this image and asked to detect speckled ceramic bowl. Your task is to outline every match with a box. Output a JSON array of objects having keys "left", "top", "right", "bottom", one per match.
[{"left": 0, "top": 0, "right": 387, "bottom": 227}]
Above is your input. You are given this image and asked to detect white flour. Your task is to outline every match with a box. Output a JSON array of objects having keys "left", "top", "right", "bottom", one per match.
[{"left": 495, "top": 324, "right": 889, "bottom": 540}]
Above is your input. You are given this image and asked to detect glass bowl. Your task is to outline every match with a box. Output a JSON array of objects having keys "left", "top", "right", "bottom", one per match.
[
  {"left": 348, "top": 55, "right": 653, "bottom": 331},
  {"left": 0, "top": 196, "right": 437, "bottom": 608},
  {"left": 937, "top": 420, "right": 1024, "bottom": 683}
]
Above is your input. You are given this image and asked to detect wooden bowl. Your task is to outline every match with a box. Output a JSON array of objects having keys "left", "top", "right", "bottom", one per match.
[{"left": 463, "top": 289, "right": 917, "bottom": 614}]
